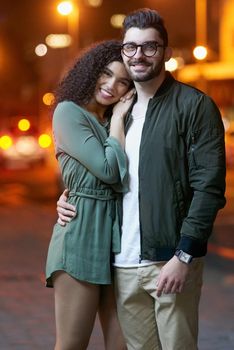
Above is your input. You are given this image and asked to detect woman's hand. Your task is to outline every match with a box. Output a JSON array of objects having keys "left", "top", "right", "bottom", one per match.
[
  {"left": 119, "top": 88, "right": 136, "bottom": 103},
  {"left": 112, "top": 88, "right": 135, "bottom": 118},
  {"left": 110, "top": 89, "right": 135, "bottom": 149}
]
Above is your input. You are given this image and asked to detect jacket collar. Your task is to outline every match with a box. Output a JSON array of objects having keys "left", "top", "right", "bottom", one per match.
[
  {"left": 152, "top": 71, "right": 175, "bottom": 99},
  {"left": 124, "top": 72, "right": 175, "bottom": 132}
]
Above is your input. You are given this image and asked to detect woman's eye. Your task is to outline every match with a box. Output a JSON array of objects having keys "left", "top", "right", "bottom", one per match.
[
  {"left": 103, "top": 70, "right": 111, "bottom": 76},
  {"left": 119, "top": 81, "right": 129, "bottom": 87}
]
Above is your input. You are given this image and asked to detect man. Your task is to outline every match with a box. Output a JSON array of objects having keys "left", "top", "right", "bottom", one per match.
[{"left": 56, "top": 8, "right": 226, "bottom": 350}]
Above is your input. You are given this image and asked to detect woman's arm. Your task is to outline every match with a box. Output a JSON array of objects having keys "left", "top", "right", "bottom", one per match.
[
  {"left": 53, "top": 101, "right": 127, "bottom": 184},
  {"left": 109, "top": 95, "right": 134, "bottom": 149}
]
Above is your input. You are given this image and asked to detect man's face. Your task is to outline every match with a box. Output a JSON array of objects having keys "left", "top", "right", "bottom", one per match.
[{"left": 122, "top": 27, "right": 167, "bottom": 82}]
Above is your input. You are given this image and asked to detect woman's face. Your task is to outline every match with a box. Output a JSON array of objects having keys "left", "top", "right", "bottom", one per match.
[{"left": 94, "top": 61, "right": 132, "bottom": 106}]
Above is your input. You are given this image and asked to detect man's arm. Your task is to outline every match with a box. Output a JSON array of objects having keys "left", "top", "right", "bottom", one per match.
[{"left": 57, "top": 189, "right": 76, "bottom": 226}]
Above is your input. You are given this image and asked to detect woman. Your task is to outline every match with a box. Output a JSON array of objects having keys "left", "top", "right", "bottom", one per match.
[{"left": 45, "top": 40, "right": 134, "bottom": 350}]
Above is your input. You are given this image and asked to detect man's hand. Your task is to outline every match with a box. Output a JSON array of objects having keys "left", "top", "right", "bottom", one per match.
[
  {"left": 156, "top": 256, "right": 190, "bottom": 297},
  {"left": 57, "top": 189, "right": 76, "bottom": 226}
]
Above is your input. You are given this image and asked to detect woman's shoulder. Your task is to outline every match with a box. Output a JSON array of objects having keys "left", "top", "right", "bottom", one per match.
[
  {"left": 54, "top": 101, "right": 86, "bottom": 114},
  {"left": 53, "top": 101, "right": 90, "bottom": 124},
  {"left": 53, "top": 101, "right": 104, "bottom": 130}
]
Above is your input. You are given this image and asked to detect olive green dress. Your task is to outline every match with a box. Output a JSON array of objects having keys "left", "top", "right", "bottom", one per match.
[{"left": 46, "top": 101, "right": 128, "bottom": 286}]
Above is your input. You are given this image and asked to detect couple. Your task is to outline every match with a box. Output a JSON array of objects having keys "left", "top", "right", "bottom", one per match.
[{"left": 46, "top": 8, "right": 226, "bottom": 350}]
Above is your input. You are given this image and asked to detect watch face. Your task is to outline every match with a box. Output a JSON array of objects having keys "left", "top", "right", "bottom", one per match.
[
  {"left": 175, "top": 250, "right": 193, "bottom": 264},
  {"left": 180, "top": 252, "right": 191, "bottom": 263}
]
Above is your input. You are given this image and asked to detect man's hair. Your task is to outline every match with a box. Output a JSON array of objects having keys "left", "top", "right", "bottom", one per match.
[{"left": 122, "top": 8, "right": 168, "bottom": 47}]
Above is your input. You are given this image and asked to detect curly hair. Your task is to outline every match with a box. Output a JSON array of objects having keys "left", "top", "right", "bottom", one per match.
[{"left": 54, "top": 40, "right": 125, "bottom": 108}]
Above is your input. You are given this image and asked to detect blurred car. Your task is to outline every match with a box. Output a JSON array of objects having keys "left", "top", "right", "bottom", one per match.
[
  {"left": 0, "top": 115, "right": 53, "bottom": 169},
  {"left": 225, "top": 123, "right": 234, "bottom": 168},
  {"left": 0, "top": 133, "right": 51, "bottom": 169}
]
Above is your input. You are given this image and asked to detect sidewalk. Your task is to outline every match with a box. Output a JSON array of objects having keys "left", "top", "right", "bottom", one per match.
[
  {"left": 0, "top": 203, "right": 233, "bottom": 349},
  {"left": 0, "top": 168, "right": 233, "bottom": 349}
]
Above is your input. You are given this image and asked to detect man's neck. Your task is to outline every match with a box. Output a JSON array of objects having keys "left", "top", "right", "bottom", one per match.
[
  {"left": 131, "top": 71, "right": 166, "bottom": 118},
  {"left": 134, "top": 70, "right": 166, "bottom": 103}
]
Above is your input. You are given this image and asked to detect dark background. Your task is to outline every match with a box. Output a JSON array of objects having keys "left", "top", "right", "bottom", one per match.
[{"left": 0, "top": 0, "right": 221, "bottom": 118}]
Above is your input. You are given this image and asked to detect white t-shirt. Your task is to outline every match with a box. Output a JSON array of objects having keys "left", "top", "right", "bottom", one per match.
[{"left": 114, "top": 115, "right": 157, "bottom": 268}]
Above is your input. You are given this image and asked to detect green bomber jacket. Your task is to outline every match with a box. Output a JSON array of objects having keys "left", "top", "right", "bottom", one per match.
[{"left": 125, "top": 72, "right": 226, "bottom": 261}]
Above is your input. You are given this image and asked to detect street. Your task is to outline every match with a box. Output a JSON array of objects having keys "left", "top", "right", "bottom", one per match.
[{"left": 0, "top": 165, "right": 233, "bottom": 349}]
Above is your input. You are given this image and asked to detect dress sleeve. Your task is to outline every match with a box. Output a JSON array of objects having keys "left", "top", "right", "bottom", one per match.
[{"left": 53, "top": 101, "right": 128, "bottom": 186}]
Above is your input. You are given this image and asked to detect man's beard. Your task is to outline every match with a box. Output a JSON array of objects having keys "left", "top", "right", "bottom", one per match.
[{"left": 127, "top": 57, "right": 164, "bottom": 82}]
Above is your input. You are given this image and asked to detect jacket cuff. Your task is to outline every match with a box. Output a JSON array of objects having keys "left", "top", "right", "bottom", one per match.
[{"left": 176, "top": 236, "right": 207, "bottom": 257}]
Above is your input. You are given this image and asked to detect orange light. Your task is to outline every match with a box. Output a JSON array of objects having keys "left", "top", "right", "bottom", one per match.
[
  {"left": 0, "top": 135, "right": 13, "bottom": 150},
  {"left": 42, "top": 92, "right": 55, "bottom": 106},
  {"left": 57, "top": 1, "right": 73, "bottom": 16},
  {"left": 38, "top": 134, "right": 52, "bottom": 148},
  {"left": 208, "top": 243, "right": 234, "bottom": 261},
  {"left": 110, "top": 14, "right": 125, "bottom": 28},
  {"left": 18, "top": 119, "right": 31, "bottom": 131}
]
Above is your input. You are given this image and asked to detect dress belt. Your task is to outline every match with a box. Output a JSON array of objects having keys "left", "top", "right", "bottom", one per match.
[
  {"left": 69, "top": 188, "right": 121, "bottom": 253},
  {"left": 69, "top": 190, "right": 116, "bottom": 201}
]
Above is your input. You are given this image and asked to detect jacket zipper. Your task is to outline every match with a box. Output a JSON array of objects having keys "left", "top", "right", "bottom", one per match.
[{"left": 138, "top": 98, "right": 156, "bottom": 263}]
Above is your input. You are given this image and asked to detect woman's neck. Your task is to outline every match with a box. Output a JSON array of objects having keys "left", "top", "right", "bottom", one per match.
[{"left": 85, "top": 101, "right": 107, "bottom": 123}]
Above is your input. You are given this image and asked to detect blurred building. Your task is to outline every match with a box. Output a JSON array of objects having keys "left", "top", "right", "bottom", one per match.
[{"left": 178, "top": 0, "right": 234, "bottom": 110}]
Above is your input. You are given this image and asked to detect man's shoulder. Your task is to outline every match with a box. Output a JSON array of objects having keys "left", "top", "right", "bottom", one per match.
[
  {"left": 173, "top": 79, "right": 217, "bottom": 107},
  {"left": 174, "top": 79, "right": 205, "bottom": 97}
]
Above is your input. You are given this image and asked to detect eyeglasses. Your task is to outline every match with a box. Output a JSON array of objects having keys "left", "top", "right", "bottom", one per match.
[{"left": 121, "top": 41, "right": 165, "bottom": 58}]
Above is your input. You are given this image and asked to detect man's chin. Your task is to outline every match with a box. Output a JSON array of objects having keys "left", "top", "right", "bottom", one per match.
[{"left": 131, "top": 73, "right": 156, "bottom": 82}]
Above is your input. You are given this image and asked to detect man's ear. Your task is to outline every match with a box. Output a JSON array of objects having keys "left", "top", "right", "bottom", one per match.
[{"left": 164, "top": 46, "right": 173, "bottom": 62}]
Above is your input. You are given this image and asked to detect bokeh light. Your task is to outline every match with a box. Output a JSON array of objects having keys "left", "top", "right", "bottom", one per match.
[
  {"left": 193, "top": 45, "right": 208, "bottom": 60},
  {"left": 165, "top": 57, "right": 185, "bottom": 72},
  {"left": 110, "top": 14, "right": 125, "bottom": 28},
  {"left": 35, "top": 44, "right": 48, "bottom": 57},
  {"left": 85, "top": 0, "right": 103, "bottom": 7},
  {"left": 57, "top": 1, "right": 73, "bottom": 16},
  {"left": 45, "top": 34, "right": 72, "bottom": 48},
  {"left": 18, "top": 119, "right": 31, "bottom": 132},
  {"left": 43, "top": 93, "right": 55, "bottom": 106},
  {"left": 38, "top": 134, "right": 52, "bottom": 148},
  {"left": 0, "top": 135, "right": 13, "bottom": 150}
]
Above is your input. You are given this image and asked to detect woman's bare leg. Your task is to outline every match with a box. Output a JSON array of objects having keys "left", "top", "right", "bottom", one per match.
[
  {"left": 98, "top": 284, "right": 127, "bottom": 350},
  {"left": 53, "top": 271, "right": 100, "bottom": 350}
]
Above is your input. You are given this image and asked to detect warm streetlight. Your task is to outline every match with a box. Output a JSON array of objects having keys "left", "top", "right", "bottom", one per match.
[
  {"left": 35, "top": 44, "right": 48, "bottom": 57},
  {"left": 18, "top": 118, "right": 31, "bottom": 132},
  {"left": 193, "top": 45, "right": 208, "bottom": 61},
  {"left": 38, "top": 134, "right": 52, "bottom": 148},
  {"left": 110, "top": 14, "right": 125, "bottom": 29},
  {"left": 45, "top": 34, "right": 72, "bottom": 48},
  {"left": 56, "top": 1, "right": 79, "bottom": 59},
  {"left": 165, "top": 57, "right": 184, "bottom": 73},
  {"left": 42, "top": 93, "right": 55, "bottom": 106},
  {"left": 0, "top": 135, "right": 13, "bottom": 150},
  {"left": 57, "top": 1, "right": 73, "bottom": 16},
  {"left": 85, "top": 0, "right": 103, "bottom": 7},
  {"left": 195, "top": 0, "right": 207, "bottom": 46}
]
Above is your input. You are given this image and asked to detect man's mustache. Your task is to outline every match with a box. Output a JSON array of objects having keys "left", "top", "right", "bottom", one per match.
[{"left": 129, "top": 59, "right": 151, "bottom": 66}]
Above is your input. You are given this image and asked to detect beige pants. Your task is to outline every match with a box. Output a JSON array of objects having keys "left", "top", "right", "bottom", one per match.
[{"left": 114, "top": 259, "right": 204, "bottom": 350}]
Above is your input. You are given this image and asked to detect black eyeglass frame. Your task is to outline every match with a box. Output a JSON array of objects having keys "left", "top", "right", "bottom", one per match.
[{"left": 121, "top": 41, "right": 166, "bottom": 58}]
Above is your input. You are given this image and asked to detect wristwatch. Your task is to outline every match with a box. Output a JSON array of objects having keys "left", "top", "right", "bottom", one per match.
[{"left": 175, "top": 250, "right": 193, "bottom": 264}]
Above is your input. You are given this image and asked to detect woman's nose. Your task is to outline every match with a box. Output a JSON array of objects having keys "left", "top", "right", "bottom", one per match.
[{"left": 106, "top": 77, "right": 116, "bottom": 89}]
